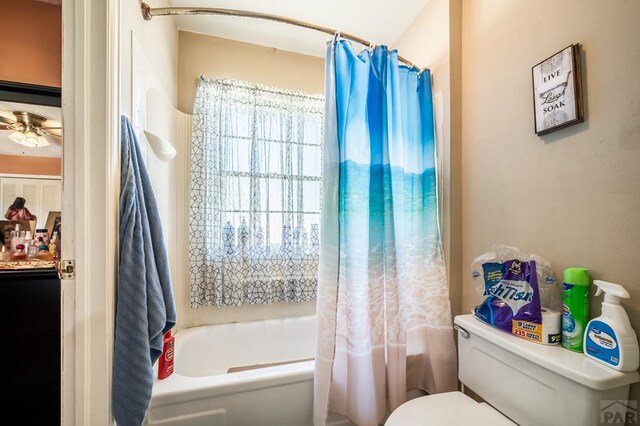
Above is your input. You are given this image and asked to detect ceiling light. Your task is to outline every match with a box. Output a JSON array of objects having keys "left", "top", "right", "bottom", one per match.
[
  {"left": 9, "top": 130, "right": 49, "bottom": 147},
  {"left": 2, "top": 111, "right": 57, "bottom": 148},
  {"left": 22, "top": 131, "right": 50, "bottom": 148},
  {"left": 9, "top": 131, "right": 25, "bottom": 144},
  {"left": 36, "top": 136, "right": 50, "bottom": 147}
]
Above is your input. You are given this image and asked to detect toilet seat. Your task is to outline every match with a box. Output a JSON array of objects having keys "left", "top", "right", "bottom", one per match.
[{"left": 385, "top": 391, "right": 515, "bottom": 426}]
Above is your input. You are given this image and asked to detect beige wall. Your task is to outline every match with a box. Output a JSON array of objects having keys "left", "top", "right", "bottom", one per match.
[
  {"left": 0, "top": 155, "right": 61, "bottom": 176},
  {"left": 0, "top": 0, "right": 61, "bottom": 87},
  {"left": 177, "top": 32, "right": 325, "bottom": 328},
  {"left": 178, "top": 32, "right": 325, "bottom": 113},
  {"left": 394, "top": 0, "right": 463, "bottom": 317},
  {"left": 120, "top": 0, "right": 178, "bottom": 117},
  {"left": 461, "top": 0, "right": 640, "bottom": 402},
  {"left": 119, "top": 0, "right": 188, "bottom": 332}
]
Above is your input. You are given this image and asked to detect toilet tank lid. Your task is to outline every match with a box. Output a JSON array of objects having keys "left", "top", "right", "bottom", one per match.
[{"left": 454, "top": 314, "right": 640, "bottom": 391}]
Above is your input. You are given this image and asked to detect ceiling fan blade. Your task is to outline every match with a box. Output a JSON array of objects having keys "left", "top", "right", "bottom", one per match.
[
  {"left": 0, "top": 116, "right": 17, "bottom": 126},
  {"left": 40, "top": 128, "right": 62, "bottom": 137}
]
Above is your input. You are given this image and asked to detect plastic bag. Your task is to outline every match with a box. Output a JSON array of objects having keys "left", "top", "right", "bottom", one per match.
[
  {"left": 472, "top": 245, "right": 562, "bottom": 336},
  {"left": 472, "top": 245, "right": 561, "bottom": 311}
]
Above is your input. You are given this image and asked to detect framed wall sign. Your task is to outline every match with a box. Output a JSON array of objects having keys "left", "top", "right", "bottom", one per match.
[{"left": 532, "top": 44, "right": 584, "bottom": 135}]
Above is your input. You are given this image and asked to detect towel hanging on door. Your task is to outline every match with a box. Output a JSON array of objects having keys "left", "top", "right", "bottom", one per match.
[{"left": 113, "top": 116, "right": 177, "bottom": 425}]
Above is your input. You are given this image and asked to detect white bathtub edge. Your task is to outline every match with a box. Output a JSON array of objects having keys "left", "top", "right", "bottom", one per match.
[{"left": 151, "top": 360, "right": 315, "bottom": 407}]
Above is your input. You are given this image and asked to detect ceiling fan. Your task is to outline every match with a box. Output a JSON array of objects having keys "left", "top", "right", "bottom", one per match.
[{"left": 0, "top": 111, "right": 62, "bottom": 148}]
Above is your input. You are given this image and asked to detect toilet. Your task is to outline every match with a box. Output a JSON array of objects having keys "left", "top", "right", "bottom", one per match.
[{"left": 387, "top": 314, "right": 640, "bottom": 426}]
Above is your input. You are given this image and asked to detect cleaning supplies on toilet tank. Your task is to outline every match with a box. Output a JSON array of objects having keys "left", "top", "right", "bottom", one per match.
[
  {"left": 562, "top": 268, "right": 590, "bottom": 352},
  {"left": 472, "top": 245, "right": 562, "bottom": 345},
  {"left": 584, "top": 281, "right": 639, "bottom": 371}
]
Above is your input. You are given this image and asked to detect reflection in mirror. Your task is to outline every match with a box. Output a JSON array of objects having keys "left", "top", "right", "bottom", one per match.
[{"left": 0, "top": 101, "right": 61, "bottom": 266}]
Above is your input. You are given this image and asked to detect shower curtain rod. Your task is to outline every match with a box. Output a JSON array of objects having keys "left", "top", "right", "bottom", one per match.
[{"left": 140, "top": 2, "right": 419, "bottom": 69}]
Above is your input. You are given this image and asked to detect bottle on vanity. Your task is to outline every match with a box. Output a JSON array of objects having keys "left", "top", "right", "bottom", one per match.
[
  {"left": 27, "top": 237, "right": 39, "bottom": 258},
  {"left": 35, "top": 238, "right": 54, "bottom": 261},
  {"left": 10, "top": 224, "right": 21, "bottom": 252},
  {"left": 11, "top": 244, "right": 28, "bottom": 261},
  {"left": 49, "top": 232, "right": 60, "bottom": 260},
  {"left": 35, "top": 229, "right": 49, "bottom": 245},
  {"left": 0, "top": 245, "right": 10, "bottom": 262},
  {"left": 24, "top": 231, "right": 33, "bottom": 251}
]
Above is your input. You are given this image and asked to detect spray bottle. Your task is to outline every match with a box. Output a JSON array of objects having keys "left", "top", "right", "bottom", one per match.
[{"left": 584, "top": 280, "right": 639, "bottom": 371}]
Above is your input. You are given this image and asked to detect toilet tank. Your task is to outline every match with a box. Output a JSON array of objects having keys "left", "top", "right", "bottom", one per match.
[{"left": 454, "top": 314, "right": 640, "bottom": 426}]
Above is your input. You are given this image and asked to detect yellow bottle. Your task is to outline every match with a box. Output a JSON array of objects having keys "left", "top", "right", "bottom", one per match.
[{"left": 35, "top": 238, "right": 54, "bottom": 261}]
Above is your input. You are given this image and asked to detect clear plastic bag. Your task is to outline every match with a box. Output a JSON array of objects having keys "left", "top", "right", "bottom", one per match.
[{"left": 472, "top": 245, "right": 561, "bottom": 312}]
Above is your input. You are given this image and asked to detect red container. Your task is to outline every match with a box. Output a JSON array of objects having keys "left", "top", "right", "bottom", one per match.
[{"left": 158, "top": 330, "right": 175, "bottom": 380}]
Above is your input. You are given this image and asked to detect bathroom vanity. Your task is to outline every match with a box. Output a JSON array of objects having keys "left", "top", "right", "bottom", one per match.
[{"left": 0, "top": 269, "right": 60, "bottom": 424}]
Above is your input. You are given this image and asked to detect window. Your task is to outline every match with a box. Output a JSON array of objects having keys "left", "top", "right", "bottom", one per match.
[{"left": 189, "top": 77, "right": 324, "bottom": 308}]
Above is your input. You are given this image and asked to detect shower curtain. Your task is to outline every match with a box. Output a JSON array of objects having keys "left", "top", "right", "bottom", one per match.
[{"left": 314, "top": 39, "right": 457, "bottom": 426}]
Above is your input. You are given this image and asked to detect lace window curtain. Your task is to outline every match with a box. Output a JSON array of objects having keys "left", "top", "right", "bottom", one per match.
[{"left": 189, "top": 77, "right": 324, "bottom": 308}]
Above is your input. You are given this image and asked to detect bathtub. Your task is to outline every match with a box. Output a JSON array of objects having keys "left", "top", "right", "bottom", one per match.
[{"left": 146, "top": 315, "right": 353, "bottom": 426}]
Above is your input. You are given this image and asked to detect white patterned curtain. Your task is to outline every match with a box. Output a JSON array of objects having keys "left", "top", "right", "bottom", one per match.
[{"left": 189, "top": 77, "right": 324, "bottom": 308}]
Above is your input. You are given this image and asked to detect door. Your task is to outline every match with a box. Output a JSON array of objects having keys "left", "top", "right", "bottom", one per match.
[{"left": 61, "top": 0, "right": 119, "bottom": 424}]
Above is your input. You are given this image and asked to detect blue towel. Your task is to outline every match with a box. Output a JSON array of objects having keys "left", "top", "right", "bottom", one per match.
[{"left": 113, "top": 116, "right": 177, "bottom": 425}]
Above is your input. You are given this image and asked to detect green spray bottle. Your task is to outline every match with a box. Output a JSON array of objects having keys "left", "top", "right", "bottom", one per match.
[{"left": 562, "top": 267, "right": 590, "bottom": 351}]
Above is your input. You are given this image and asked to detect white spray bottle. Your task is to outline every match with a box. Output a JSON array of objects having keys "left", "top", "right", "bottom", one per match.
[{"left": 583, "top": 280, "right": 639, "bottom": 371}]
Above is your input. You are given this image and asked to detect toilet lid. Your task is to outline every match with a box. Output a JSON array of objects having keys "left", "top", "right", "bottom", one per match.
[{"left": 385, "top": 391, "right": 515, "bottom": 426}]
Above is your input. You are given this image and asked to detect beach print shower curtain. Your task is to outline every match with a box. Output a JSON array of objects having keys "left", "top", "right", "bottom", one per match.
[{"left": 314, "top": 38, "right": 457, "bottom": 426}]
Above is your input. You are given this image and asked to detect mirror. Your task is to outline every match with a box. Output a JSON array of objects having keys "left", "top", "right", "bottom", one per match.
[{"left": 0, "top": 101, "right": 62, "bottom": 249}]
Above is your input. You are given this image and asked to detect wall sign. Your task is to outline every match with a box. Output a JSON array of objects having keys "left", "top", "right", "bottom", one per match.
[{"left": 532, "top": 44, "right": 584, "bottom": 135}]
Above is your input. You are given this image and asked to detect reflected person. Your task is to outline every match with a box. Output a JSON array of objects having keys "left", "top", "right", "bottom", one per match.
[{"left": 5, "top": 197, "right": 37, "bottom": 221}]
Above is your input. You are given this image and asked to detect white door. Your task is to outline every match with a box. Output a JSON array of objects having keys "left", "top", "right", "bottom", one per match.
[
  {"left": 61, "top": 0, "right": 119, "bottom": 424},
  {"left": 0, "top": 179, "right": 18, "bottom": 216},
  {"left": 20, "top": 180, "right": 40, "bottom": 220},
  {"left": 39, "top": 179, "right": 62, "bottom": 230}
]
